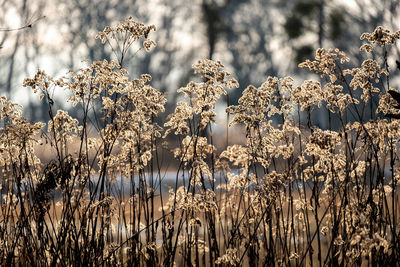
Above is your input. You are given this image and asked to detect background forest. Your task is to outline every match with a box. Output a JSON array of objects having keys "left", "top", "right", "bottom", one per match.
[{"left": 1, "top": 0, "right": 400, "bottom": 125}]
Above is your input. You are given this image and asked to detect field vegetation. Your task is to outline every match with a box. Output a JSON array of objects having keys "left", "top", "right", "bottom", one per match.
[{"left": 0, "top": 17, "right": 399, "bottom": 266}]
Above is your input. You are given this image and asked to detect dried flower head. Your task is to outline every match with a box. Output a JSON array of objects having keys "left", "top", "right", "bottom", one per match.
[
  {"left": 299, "top": 48, "right": 349, "bottom": 83},
  {"left": 95, "top": 16, "right": 156, "bottom": 64},
  {"left": 360, "top": 26, "right": 400, "bottom": 46},
  {"left": 345, "top": 59, "right": 387, "bottom": 102},
  {"left": 165, "top": 59, "right": 238, "bottom": 136},
  {"left": 96, "top": 16, "right": 156, "bottom": 46}
]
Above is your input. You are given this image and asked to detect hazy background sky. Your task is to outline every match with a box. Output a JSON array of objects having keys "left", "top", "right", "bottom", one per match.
[{"left": 1, "top": 0, "right": 399, "bottom": 127}]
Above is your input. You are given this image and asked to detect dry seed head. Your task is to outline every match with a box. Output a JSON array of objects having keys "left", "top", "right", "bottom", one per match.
[
  {"left": 299, "top": 48, "right": 349, "bottom": 82},
  {"left": 95, "top": 16, "right": 156, "bottom": 50},
  {"left": 360, "top": 26, "right": 400, "bottom": 46}
]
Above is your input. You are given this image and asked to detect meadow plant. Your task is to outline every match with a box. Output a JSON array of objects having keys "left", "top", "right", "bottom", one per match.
[{"left": 0, "top": 17, "right": 399, "bottom": 266}]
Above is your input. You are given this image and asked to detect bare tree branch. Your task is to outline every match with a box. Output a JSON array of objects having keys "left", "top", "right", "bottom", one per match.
[{"left": 0, "top": 14, "right": 45, "bottom": 32}]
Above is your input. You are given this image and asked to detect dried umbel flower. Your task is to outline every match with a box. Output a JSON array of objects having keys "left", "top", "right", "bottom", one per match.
[
  {"left": 307, "top": 128, "right": 341, "bottom": 152},
  {"left": 164, "top": 101, "right": 193, "bottom": 137},
  {"left": 48, "top": 110, "right": 82, "bottom": 145},
  {"left": 345, "top": 59, "right": 388, "bottom": 102},
  {"left": 215, "top": 248, "right": 239, "bottom": 266},
  {"left": 95, "top": 16, "right": 156, "bottom": 52},
  {"left": 360, "top": 44, "right": 373, "bottom": 53},
  {"left": 0, "top": 97, "right": 44, "bottom": 171},
  {"left": 262, "top": 171, "right": 286, "bottom": 202},
  {"left": 360, "top": 119, "right": 399, "bottom": 156},
  {"left": 66, "top": 59, "right": 127, "bottom": 106},
  {"left": 192, "top": 59, "right": 239, "bottom": 88},
  {"left": 227, "top": 76, "right": 290, "bottom": 129},
  {"left": 360, "top": 26, "right": 400, "bottom": 46},
  {"left": 323, "top": 83, "right": 358, "bottom": 113},
  {"left": 101, "top": 77, "right": 166, "bottom": 175},
  {"left": 219, "top": 145, "right": 250, "bottom": 169},
  {"left": 290, "top": 80, "right": 324, "bottom": 111},
  {"left": 165, "top": 59, "right": 238, "bottom": 136},
  {"left": 173, "top": 135, "right": 215, "bottom": 164},
  {"left": 298, "top": 48, "right": 349, "bottom": 83},
  {"left": 22, "top": 69, "right": 54, "bottom": 96},
  {"left": 379, "top": 88, "right": 400, "bottom": 119},
  {"left": 166, "top": 186, "right": 217, "bottom": 212}
]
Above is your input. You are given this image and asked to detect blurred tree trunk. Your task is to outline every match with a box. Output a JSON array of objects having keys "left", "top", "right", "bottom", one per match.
[
  {"left": 318, "top": 0, "right": 324, "bottom": 48},
  {"left": 317, "top": 0, "right": 328, "bottom": 129},
  {"left": 202, "top": 0, "right": 220, "bottom": 60},
  {"left": 5, "top": 34, "right": 20, "bottom": 97},
  {"left": 4, "top": 0, "right": 26, "bottom": 98}
]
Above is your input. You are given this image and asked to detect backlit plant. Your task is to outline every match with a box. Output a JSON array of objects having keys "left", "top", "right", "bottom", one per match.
[{"left": 0, "top": 18, "right": 399, "bottom": 266}]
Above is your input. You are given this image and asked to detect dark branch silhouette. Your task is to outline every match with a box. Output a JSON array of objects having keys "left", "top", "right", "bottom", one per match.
[{"left": 0, "top": 15, "right": 45, "bottom": 32}]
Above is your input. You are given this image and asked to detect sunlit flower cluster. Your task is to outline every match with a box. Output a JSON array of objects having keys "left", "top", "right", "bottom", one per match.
[
  {"left": 298, "top": 48, "right": 349, "bottom": 83},
  {"left": 215, "top": 248, "right": 239, "bottom": 266},
  {"left": 0, "top": 96, "right": 43, "bottom": 175},
  {"left": 360, "top": 26, "right": 400, "bottom": 46},
  {"left": 345, "top": 59, "right": 388, "bottom": 102},
  {"left": 165, "top": 59, "right": 238, "bottom": 137},
  {"left": 95, "top": 16, "right": 156, "bottom": 52}
]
